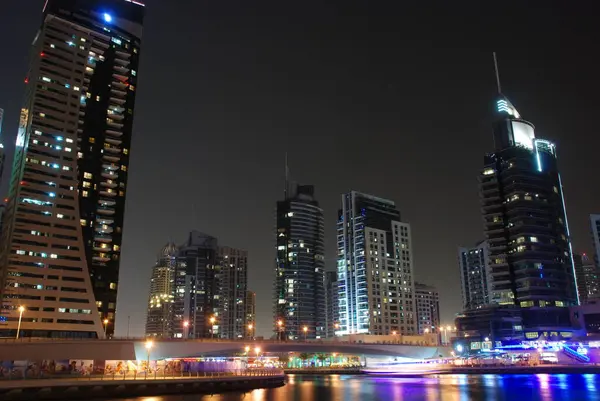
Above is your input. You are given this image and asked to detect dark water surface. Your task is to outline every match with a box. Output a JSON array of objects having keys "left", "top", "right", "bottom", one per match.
[{"left": 109, "top": 373, "right": 600, "bottom": 401}]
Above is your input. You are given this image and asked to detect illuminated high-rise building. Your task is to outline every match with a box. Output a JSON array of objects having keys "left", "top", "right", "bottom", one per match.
[
  {"left": 0, "top": 0, "right": 145, "bottom": 338},
  {"left": 274, "top": 183, "right": 326, "bottom": 340},
  {"left": 458, "top": 240, "right": 492, "bottom": 309},
  {"left": 145, "top": 242, "right": 177, "bottom": 338},
  {"left": 415, "top": 282, "right": 440, "bottom": 335},
  {"left": 337, "top": 191, "right": 416, "bottom": 336},
  {"left": 479, "top": 87, "right": 577, "bottom": 336}
]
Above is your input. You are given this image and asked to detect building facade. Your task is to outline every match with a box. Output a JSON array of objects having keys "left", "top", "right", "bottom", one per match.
[
  {"left": 574, "top": 253, "right": 600, "bottom": 305},
  {"left": 458, "top": 240, "right": 492, "bottom": 309},
  {"left": 274, "top": 183, "right": 326, "bottom": 340},
  {"left": 0, "top": 0, "right": 145, "bottom": 338},
  {"left": 337, "top": 191, "right": 416, "bottom": 336},
  {"left": 479, "top": 94, "right": 577, "bottom": 337},
  {"left": 245, "top": 290, "right": 256, "bottom": 338},
  {"left": 216, "top": 246, "right": 248, "bottom": 340},
  {"left": 167, "top": 231, "right": 247, "bottom": 340},
  {"left": 591, "top": 214, "right": 600, "bottom": 268},
  {"left": 325, "top": 270, "right": 338, "bottom": 337},
  {"left": 145, "top": 242, "right": 177, "bottom": 338},
  {"left": 415, "top": 282, "right": 440, "bottom": 335}
]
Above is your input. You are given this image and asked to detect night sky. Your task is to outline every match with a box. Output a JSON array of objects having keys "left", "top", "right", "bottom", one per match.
[{"left": 1, "top": 1, "right": 598, "bottom": 338}]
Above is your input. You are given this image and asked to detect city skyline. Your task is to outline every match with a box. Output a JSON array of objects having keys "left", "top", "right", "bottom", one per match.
[{"left": 1, "top": 1, "right": 599, "bottom": 338}]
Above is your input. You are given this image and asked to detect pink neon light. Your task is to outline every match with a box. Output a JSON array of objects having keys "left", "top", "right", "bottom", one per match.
[{"left": 125, "top": 0, "right": 146, "bottom": 6}]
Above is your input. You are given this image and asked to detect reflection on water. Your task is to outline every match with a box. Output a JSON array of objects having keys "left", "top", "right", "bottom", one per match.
[{"left": 111, "top": 374, "right": 600, "bottom": 401}]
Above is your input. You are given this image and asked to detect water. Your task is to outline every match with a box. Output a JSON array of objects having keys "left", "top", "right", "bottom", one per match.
[{"left": 109, "top": 373, "right": 600, "bottom": 401}]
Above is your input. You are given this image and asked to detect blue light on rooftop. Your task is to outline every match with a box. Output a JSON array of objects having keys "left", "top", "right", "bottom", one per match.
[{"left": 104, "top": 13, "right": 112, "bottom": 23}]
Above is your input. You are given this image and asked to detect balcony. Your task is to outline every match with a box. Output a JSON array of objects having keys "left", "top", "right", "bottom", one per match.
[
  {"left": 104, "top": 145, "right": 122, "bottom": 154},
  {"left": 102, "top": 163, "right": 119, "bottom": 171},
  {"left": 102, "top": 153, "right": 120, "bottom": 163},
  {"left": 105, "top": 137, "right": 122, "bottom": 146},
  {"left": 113, "top": 65, "right": 130, "bottom": 75},
  {"left": 93, "top": 255, "right": 111, "bottom": 262},
  {"left": 100, "top": 180, "right": 118, "bottom": 189},
  {"left": 99, "top": 189, "right": 117, "bottom": 197},
  {"left": 105, "top": 129, "right": 123, "bottom": 137},
  {"left": 96, "top": 216, "right": 114, "bottom": 225},
  {"left": 101, "top": 171, "right": 118, "bottom": 180},
  {"left": 96, "top": 207, "right": 115, "bottom": 216},
  {"left": 94, "top": 234, "right": 113, "bottom": 243}
]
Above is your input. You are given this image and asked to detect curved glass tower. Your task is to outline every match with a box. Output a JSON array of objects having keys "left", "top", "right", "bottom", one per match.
[
  {"left": 480, "top": 95, "right": 577, "bottom": 335},
  {"left": 0, "top": 0, "right": 145, "bottom": 338},
  {"left": 274, "top": 183, "right": 326, "bottom": 340}
]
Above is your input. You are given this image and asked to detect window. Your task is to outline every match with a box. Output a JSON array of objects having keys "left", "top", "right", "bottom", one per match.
[
  {"left": 89, "top": 137, "right": 95, "bottom": 144},
  {"left": 82, "top": 191, "right": 88, "bottom": 197},
  {"left": 530, "top": 236, "right": 538, "bottom": 243},
  {"left": 109, "top": 282, "right": 117, "bottom": 290}
]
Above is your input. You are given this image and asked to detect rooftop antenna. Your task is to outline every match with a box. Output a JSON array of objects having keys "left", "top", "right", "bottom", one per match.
[{"left": 493, "top": 52, "right": 502, "bottom": 94}]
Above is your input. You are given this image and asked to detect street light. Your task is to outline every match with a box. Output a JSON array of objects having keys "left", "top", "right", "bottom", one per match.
[
  {"left": 424, "top": 328, "right": 430, "bottom": 334},
  {"left": 303, "top": 326, "right": 308, "bottom": 341},
  {"left": 209, "top": 316, "right": 216, "bottom": 339},
  {"left": 255, "top": 347, "right": 261, "bottom": 359},
  {"left": 145, "top": 340, "right": 153, "bottom": 371},
  {"left": 392, "top": 330, "right": 397, "bottom": 335},
  {"left": 103, "top": 319, "right": 109, "bottom": 338},
  {"left": 244, "top": 346, "right": 250, "bottom": 353},
  {"left": 277, "top": 320, "right": 284, "bottom": 341},
  {"left": 16, "top": 306, "right": 25, "bottom": 340},
  {"left": 183, "top": 320, "right": 189, "bottom": 339}
]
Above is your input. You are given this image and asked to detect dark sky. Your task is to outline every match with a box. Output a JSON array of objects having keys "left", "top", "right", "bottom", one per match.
[{"left": 1, "top": 0, "right": 599, "bottom": 338}]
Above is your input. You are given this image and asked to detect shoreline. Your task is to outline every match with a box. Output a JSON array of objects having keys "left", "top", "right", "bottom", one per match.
[
  {"left": 286, "top": 365, "right": 600, "bottom": 376},
  {"left": 0, "top": 374, "right": 285, "bottom": 401}
]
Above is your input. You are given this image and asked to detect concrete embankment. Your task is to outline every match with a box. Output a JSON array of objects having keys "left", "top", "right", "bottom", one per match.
[{"left": 0, "top": 374, "right": 285, "bottom": 400}]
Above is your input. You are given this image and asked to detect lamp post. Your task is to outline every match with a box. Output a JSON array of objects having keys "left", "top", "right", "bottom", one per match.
[
  {"left": 183, "top": 320, "right": 189, "bottom": 339},
  {"left": 209, "top": 316, "right": 216, "bottom": 339},
  {"left": 248, "top": 323, "right": 254, "bottom": 340},
  {"left": 255, "top": 347, "right": 261, "bottom": 360},
  {"left": 277, "top": 320, "right": 284, "bottom": 341},
  {"left": 145, "top": 340, "right": 153, "bottom": 372},
  {"left": 303, "top": 326, "right": 308, "bottom": 341},
  {"left": 16, "top": 306, "right": 25, "bottom": 340},
  {"left": 103, "top": 319, "right": 109, "bottom": 339}
]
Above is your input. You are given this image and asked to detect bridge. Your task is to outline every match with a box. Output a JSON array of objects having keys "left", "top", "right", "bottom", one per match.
[{"left": 0, "top": 338, "right": 450, "bottom": 361}]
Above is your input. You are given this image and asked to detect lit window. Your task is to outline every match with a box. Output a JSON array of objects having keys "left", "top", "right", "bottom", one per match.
[
  {"left": 96, "top": 301, "right": 102, "bottom": 307},
  {"left": 57, "top": 214, "right": 64, "bottom": 219},
  {"left": 483, "top": 168, "right": 494, "bottom": 175},
  {"left": 80, "top": 219, "right": 86, "bottom": 226},
  {"left": 109, "top": 282, "right": 117, "bottom": 290},
  {"left": 121, "top": 165, "right": 127, "bottom": 171},
  {"left": 65, "top": 147, "right": 72, "bottom": 152},
  {"left": 556, "top": 301, "right": 564, "bottom": 307},
  {"left": 42, "top": 77, "right": 51, "bottom": 82},
  {"left": 39, "top": 113, "right": 46, "bottom": 117},
  {"left": 95, "top": 95, "right": 100, "bottom": 101},
  {"left": 66, "top": 138, "right": 73, "bottom": 143},
  {"left": 82, "top": 191, "right": 89, "bottom": 197},
  {"left": 83, "top": 181, "right": 91, "bottom": 188},
  {"left": 530, "top": 236, "right": 538, "bottom": 243},
  {"left": 123, "top": 148, "right": 129, "bottom": 155},
  {"left": 73, "top": 86, "right": 80, "bottom": 92}
]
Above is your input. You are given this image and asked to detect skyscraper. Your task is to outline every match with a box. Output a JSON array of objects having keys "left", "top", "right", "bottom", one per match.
[
  {"left": 274, "top": 183, "right": 326, "bottom": 340},
  {"left": 590, "top": 214, "right": 600, "bottom": 268},
  {"left": 337, "top": 191, "right": 416, "bottom": 336},
  {"left": 145, "top": 242, "right": 177, "bottom": 338},
  {"left": 479, "top": 87, "right": 577, "bottom": 335},
  {"left": 415, "top": 282, "right": 440, "bottom": 335},
  {"left": 245, "top": 290, "right": 256, "bottom": 337},
  {"left": 0, "top": 0, "right": 145, "bottom": 338},
  {"left": 169, "top": 231, "right": 247, "bottom": 339},
  {"left": 217, "top": 246, "right": 248, "bottom": 339},
  {"left": 325, "top": 270, "right": 339, "bottom": 338},
  {"left": 574, "top": 253, "right": 600, "bottom": 305},
  {"left": 458, "top": 240, "right": 492, "bottom": 309}
]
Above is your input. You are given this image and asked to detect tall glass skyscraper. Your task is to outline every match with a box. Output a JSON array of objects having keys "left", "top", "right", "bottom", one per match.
[
  {"left": 274, "top": 183, "right": 326, "bottom": 340},
  {"left": 337, "top": 191, "right": 416, "bottom": 336},
  {"left": 145, "top": 242, "right": 177, "bottom": 338},
  {"left": 458, "top": 240, "right": 492, "bottom": 309},
  {"left": 0, "top": 0, "right": 145, "bottom": 338},
  {"left": 480, "top": 94, "right": 577, "bottom": 335}
]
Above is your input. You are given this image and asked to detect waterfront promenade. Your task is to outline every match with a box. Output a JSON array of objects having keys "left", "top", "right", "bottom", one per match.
[{"left": 0, "top": 369, "right": 285, "bottom": 401}]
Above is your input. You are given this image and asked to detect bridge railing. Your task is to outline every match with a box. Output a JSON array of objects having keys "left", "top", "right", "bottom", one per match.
[
  {"left": 0, "top": 368, "right": 284, "bottom": 382},
  {"left": 0, "top": 337, "right": 438, "bottom": 346}
]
